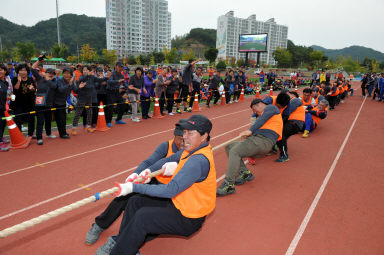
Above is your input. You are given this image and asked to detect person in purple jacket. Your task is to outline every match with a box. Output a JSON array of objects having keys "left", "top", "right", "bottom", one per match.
[{"left": 141, "top": 70, "right": 157, "bottom": 119}]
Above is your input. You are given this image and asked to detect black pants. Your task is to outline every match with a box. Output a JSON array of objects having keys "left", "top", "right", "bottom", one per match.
[
  {"left": 326, "top": 95, "right": 337, "bottom": 109},
  {"left": 166, "top": 92, "right": 175, "bottom": 113},
  {"left": 14, "top": 103, "right": 35, "bottom": 136},
  {"left": 140, "top": 96, "right": 150, "bottom": 117},
  {"left": 188, "top": 89, "right": 200, "bottom": 108},
  {"left": 361, "top": 84, "right": 366, "bottom": 97},
  {"left": 53, "top": 104, "right": 68, "bottom": 137},
  {"left": 206, "top": 89, "right": 220, "bottom": 106},
  {"left": 158, "top": 91, "right": 166, "bottom": 114},
  {"left": 372, "top": 87, "right": 380, "bottom": 100},
  {"left": 91, "top": 103, "right": 98, "bottom": 125},
  {"left": 35, "top": 106, "right": 53, "bottom": 140},
  {"left": 111, "top": 194, "right": 205, "bottom": 255},
  {"left": 0, "top": 110, "right": 5, "bottom": 141},
  {"left": 276, "top": 121, "right": 301, "bottom": 157},
  {"left": 106, "top": 92, "right": 124, "bottom": 123},
  {"left": 224, "top": 88, "right": 231, "bottom": 104}
]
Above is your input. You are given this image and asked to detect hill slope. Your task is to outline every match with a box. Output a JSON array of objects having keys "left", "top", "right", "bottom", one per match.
[
  {"left": 0, "top": 14, "right": 106, "bottom": 53},
  {"left": 311, "top": 45, "right": 384, "bottom": 62}
]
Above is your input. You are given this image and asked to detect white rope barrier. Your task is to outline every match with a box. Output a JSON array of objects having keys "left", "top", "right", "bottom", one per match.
[{"left": 0, "top": 135, "right": 240, "bottom": 238}]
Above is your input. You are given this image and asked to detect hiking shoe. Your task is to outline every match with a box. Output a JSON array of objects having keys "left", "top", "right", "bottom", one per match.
[
  {"left": 115, "top": 120, "right": 127, "bottom": 124},
  {"left": 275, "top": 155, "right": 290, "bottom": 163},
  {"left": 0, "top": 142, "right": 9, "bottom": 152},
  {"left": 302, "top": 130, "right": 310, "bottom": 138},
  {"left": 131, "top": 118, "right": 141, "bottom": 123},
  {"left": 37, "top": 139, "right": 44, "bottom": 145},
  {"left": 106, "top": 123, "right": 112, "bottom": 127},
  {"left": 46, "top": 134, "right": 57, "bottom": 139},
  {"left": 85, "top": 223, "right": 105, "bottom": 245},
  {"left": 216, "top": 180, "right": 236, "bottom": 196},
  {"left": 168, "top": 112, "right": 174, "bottom": 116},
  {"left": 235, "top": 169, "right": 255, "bottom": 185},
  {"left": 95, "top": 236, "right": 116, "bottom": 255}
]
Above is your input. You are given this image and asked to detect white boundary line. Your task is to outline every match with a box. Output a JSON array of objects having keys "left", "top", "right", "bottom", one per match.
[
  {"left": 0, "top": 123, "right": 249, "bottom": 222},
  {"left": 285, "top": 97, "right": 366, "bottom": 255},
  {"left": 1, "top": 108, "right": 249, "bottom": 178}
]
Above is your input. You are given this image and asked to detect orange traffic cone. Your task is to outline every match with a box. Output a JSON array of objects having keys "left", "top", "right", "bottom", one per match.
[
  {"left": 192, "top": 92, "right": 200, "bottom": 112},
  {"left": 152, "top": 96, "right": 164, "bottom": 118},
  {"left": 295, "top": 85, "right": 298, "bottom": 93},
  {"left": 269, "top": 85, "right": 273, "bottom": 96},
  {"left": 239, "top": 88, "right": 244, "bottom": 102},
  {"left": 220, "top": 92, "right": 226, "bottom": 105},
  {"left": 4, "top": 111, "right": 31, "bottom": 149},
  {"left": 255, "top": 85, "right": 260, "bottom": 98},
  {"left": 96, "top": 102, "right": 110, "bottom": 132}
]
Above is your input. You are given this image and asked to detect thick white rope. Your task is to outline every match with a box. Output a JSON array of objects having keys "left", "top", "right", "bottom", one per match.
[{"left": 0, "top": 136, "right": 240, "bottom": 238}]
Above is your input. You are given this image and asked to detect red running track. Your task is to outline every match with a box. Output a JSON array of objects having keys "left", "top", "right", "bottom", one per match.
[{"left": 0, "top": 83, "right": 383, "bottom": 255}]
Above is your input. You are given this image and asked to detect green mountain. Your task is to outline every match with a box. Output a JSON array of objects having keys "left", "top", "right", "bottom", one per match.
[
  {"left": 310, "top": 45, "right": 384, "bottom": 62},
  {"left": 0, "top": 14, "right": 106, "bottom": 54}
]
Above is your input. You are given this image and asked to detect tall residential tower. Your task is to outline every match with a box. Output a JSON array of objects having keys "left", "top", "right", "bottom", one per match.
[
  {"left": 106, "top": 0, "right": 171, "bottom": 57},
  {"left": 216, "top": 11, "right": 288, "bottom": 65}
]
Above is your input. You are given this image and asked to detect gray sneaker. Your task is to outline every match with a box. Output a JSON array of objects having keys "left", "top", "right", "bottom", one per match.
[
  {"left": 37, "top": 139, "right": 43, "bottom": 145},
  {"left": 234, "top": 169, "right": 255, "bottom": 185},
  {"left": 46, "top": 134, "right": 57, "bottom": 139},
  {"left": 85, "top": 223, "right": 105, "bottom": 245},
  {"left": 95, "top": 236, "right": 116, "bottom": 255},
  {"left": 216, "top": 180, "right": 236, "bottom": 197}
]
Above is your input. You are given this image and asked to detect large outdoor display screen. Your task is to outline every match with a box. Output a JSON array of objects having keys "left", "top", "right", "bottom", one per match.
[{"left": 238, "top": 33, "right": 268, "bottom": 53}]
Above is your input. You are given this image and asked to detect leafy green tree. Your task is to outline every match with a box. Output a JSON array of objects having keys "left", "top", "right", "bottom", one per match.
[
  {"left": 379, "top": 61, "right": 384, "bottom": 70},
  {"left": 309, "top": 50, "right": 324, "bottom": 68},
  {"left": 204, "top": 47, "right": 218, "bottom": 64},
  {"left": 152, "top": 51, "right": 165, "bottom": 63},
  {"left": 163, "top": 47, "right": 180, "bottom": 64},
  {"left": 0, "top": 49, "right": 11, "bottom": 62},
  {"left": 150, "top": 55, "right": 155, "bottom": 65},
  {"left": 273, "top": 47, "right": 292, "bottom": 67},
  {"left": 16, "top": 42, "right": 35, "bottom": 61},
  {"left": 80, "top": 44, "right": 96, "bottom": 62},
  {"left": 52, "top": 43, "right": 69, "bottom": 58},
  {"left": 136, "top": 55, "right": 141, "bottom": 65},
  {"left": 128, "top": 55, "right": 136, "bottom": 65},
  {"left": 100, "top": 49, "right": 117, "bottom": 65},
  {"left": 342, "top": 57, "right": 360, "bottom": 73},
  {"left": 216, "top": 60, "right": 226, "bottom": 71},
  {"left": 182, "top": 49, "right": 195, "bottom": 61}
]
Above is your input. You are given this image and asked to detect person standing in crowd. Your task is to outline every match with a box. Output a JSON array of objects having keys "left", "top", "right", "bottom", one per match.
[
  {"left": 74, "top": 64, "right": 82, "bottom": 82},
  {"left": 11, "top": 63, "right": 36, "bottom": 137},
  {"left": 31, "top": 56, "right": 57, "bottom": 145},
  {"left": 72, "top": 65, "right": 107, "bottom": 135},
  {"left": 259, "top": 70, "right": 265, "bottom": 87},
  {"left": 106, "top": 62, "right": 126, "bottom": 126},
  {"left": 326, "top": 82, "right": 339, "bottom": 110},
  {"left": 361, "top": 73, "right": 368, "bottom": 97},
  {"left": 378, "top": 73, "right": 384, "bottom": 102},
  {"left": 225, "top": 70, "right": 234, "bottom": 104},
  {"left": 188, "top": 66, "right": 203, "bottom": 109},
  {"left": 54, "top": 67, "right": 74, "bottom": 139},
  {"left": 179, "top": 58, "right": 201, "bottom": 113},
  {"left": 95, "top": 67, "right": 108, "bottom": 109},
  {"left": 166, "top": 69, "right": 180, "bottom": 115},
  {"left": 128, "top": 67, "right": 146, "bottom": 122},
  {"left": 95, "top": 115, "right": 215, "bottom": 255},
  {"left": 141, "top": 70, "right": 156, "bottom": 119},
  {"left": 206, "top": 70, "right": 223, "bottom": 108},
  {"left": 366, "top": 73, "right": 375, "bottom": 97},
  {"left": 85, "top": 120, "right": 185, "bottom": 246},
  {"left": 155, "top": 68, "right": 170, "bottom": 116},
  {"left": 371, "top": 73, "right": 380, "bottom": 101},
  {"left": 0, "top": 64, "right": 10, "bottom": 151},
  {"left": 217, "top": 99, "right": 283, "bottom": 196}
]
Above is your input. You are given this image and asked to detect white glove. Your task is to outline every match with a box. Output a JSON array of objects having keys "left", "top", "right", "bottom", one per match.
[
  {"left": 125, "top": 173, "right": 139, "bottom": 183},
  {"left": 138, "top": 169, "right": 151, "bottom": 184},
  {"left": 161, "top": 162, "right": 178, "bottom": 176},
  {"left": 114, "top": 181, "right": 133, "bottom": 197}
]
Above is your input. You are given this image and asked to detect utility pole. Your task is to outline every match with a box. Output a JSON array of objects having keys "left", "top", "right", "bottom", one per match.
[
  {"left": 56, "top": 0, "right": 61, "bottom": 46},
  {"left": 77, "top": 44, "right": 80, "bottom": 63}
]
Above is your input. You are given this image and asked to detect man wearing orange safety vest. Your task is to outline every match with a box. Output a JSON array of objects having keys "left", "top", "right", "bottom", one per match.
[
  {"left": 275, "top": 92, "right": 305, "bottom": 162},
  {"left": 217, "top": 98, "right": 283, "bottom": 196},
  {"left": 301, "top": 88, "right": 316, "bottom": 106},
  {"left": 86, "top": 120, "right": 185, "bottom": 246},
  {"left": 302, "top": 99, "right": 329, "bottom": 138},
  {"left": 96, "top": 115, "right": 216, "bottom": 255}
]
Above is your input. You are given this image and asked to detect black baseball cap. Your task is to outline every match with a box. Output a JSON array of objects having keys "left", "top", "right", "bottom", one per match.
[
  {"left": 45, "top": 68, "right": 55, "bottom": 74},
  {"left": 174, "top": 119, "right": 187, "bottom": 136},
  {"left": 178, "top": 115, "right": 212, "bottom": 134},
  {"left": 115, "top": 61, "right": 124, "bottom": 67}
]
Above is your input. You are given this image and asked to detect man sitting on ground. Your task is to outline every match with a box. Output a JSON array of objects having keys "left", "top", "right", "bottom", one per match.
[{"left": 302, "top": 99, "right": 329, "bottom": 138}]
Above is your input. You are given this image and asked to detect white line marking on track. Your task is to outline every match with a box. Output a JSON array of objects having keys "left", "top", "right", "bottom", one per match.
[
  {"left": 0, "top": 123, "right": 249, "bottom": 222},
  {"left": 1, "top": 108, "right": 249, "bottom": 178},
  {"left": 285, "top": 97, "right": 366, "bottom": 255}
]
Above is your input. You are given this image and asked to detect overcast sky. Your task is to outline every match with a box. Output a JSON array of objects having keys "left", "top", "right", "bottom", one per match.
[{"left": 1, "top": 0, "right": 383, "bottom": 52}]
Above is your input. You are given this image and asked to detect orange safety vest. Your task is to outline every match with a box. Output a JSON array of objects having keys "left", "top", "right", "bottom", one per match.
[
  {"left": 313, "top": 96, "right": 319, "bottom": 105},
  {"left": 301, "top": 97, "right": 312, "bottom": 106},
  {"left": 74, "top": 70, "right": 82, "bottom": 82},
  {"left": 259, "top": 112, "right": 283, "bottom": 141},
  {"left": 155, "top": 140, "right": 175, "bottom": 184},
  {"left": 171, "top": 145, "right": 216, "bottom": 218},
  {"left": 330, "top": 84, "right": 339, "bottom": 96},
  {"left": 271, "top": 96, "right": 287, "bottom": 114},
  {"left": 311, "top": 106, "right": 327, "bottom": 126},
  {"left": 288, "top": 101, "right": 306, "bottom": 122}
]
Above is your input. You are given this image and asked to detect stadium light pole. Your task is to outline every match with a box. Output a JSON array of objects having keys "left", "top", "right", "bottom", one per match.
[{"left": 56, "top": 0, "right": 61, "bottom": 46}]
